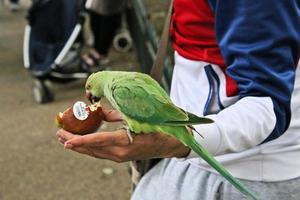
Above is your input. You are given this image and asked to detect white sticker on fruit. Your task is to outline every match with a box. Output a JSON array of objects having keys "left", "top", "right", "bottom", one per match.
[{"left": 73, "top": 101, "right": 89, "bottom": 120}]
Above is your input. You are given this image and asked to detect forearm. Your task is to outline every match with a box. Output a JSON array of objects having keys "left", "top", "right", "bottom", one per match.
[
  {"left": 187, "top": 96, "right": 276, "bottom": 158},
  {"left": 184, "top": 0, "right": 300, "bottom": 158}
]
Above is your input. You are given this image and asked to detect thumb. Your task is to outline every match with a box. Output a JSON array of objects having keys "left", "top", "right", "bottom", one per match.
[
  {"left": 64, "top": 129, "right": 131, "bottom": 149},
  {"left": 57, "top": 129, "right": 77, "bottom": 141},
  {"left": 102, "top": 108, "right": 123, "bottom": 122},
  {"left": 64, "top": 136, "right": 86, "bottom": 149},
  {"left": 64, "top": 132, "right": 105, "bottom": 149}
]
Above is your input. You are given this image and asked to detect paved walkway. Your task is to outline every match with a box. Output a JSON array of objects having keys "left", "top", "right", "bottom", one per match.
[{"left": 0, "top": 1, "right": 135, "bottom": 200}]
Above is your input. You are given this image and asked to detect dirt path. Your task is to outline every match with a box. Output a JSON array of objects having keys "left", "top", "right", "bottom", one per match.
[{"left": 0, "top": 1, "right": 137, "bottom": 199}]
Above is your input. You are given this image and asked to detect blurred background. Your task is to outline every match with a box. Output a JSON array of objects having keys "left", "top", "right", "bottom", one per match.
[{"left": 0, "top": 0, "right": 171, "bottom": 199}]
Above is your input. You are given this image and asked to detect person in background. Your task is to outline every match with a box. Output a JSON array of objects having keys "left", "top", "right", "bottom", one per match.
[
  {"left": 57, "top": 0, "right": 300, "bottom": 199},
  {"left": 82, "top": 0, "right": 127, "bottom": 68}
]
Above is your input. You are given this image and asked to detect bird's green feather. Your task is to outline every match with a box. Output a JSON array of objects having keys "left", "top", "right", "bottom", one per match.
[
  {"left": 162, "top": 112, "right": 214, "bottom": 126},
  {"left": 106, "top": 76, "right": 189, "bottom": 124},
  {"left": 87, "top": 71, "right": 259, "bottom": 199},
  {"left": 159, "top": 126, "right": 259, "bottom": 200}
]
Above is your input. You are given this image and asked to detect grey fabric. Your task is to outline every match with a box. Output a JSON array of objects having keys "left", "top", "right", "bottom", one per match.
[
  {"left": 86, "top": 0, "right": 126, "bottom": 15},
  {"left": 131, "top": 158, "right": 300, "bottom": 200}
]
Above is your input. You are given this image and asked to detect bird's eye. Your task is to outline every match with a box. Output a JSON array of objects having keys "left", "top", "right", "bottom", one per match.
[{"left": 86, "top": 85, "right": 91, "bottom": 90}]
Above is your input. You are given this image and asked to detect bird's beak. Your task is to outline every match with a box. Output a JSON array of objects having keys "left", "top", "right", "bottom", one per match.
[
  {"left": 86, "top": 92, "right": 101, "bottom": 104},
  {"left": 92, "top": 96, "right": 101, "bottom": 104},
  {"left": 86, "top": 92, "right": 92, "bottom": 103}
]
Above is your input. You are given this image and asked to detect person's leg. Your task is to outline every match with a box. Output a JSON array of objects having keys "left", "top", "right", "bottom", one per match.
[
  {"left": 131, "top": 158, "right": 300, "bottom": 200},
  {"left": 131, "top": 159, "right": 226, "bottom": 200},
  {"left": 87, "top": 11, "right": 121, "bottom": 67},
  {"left": 92, "top": 12, "right": 122, "bottom": 56},
  {"left": 221, "top": 176, "right": 300, "bottom": 200},
  {"left": 82, "top": 11, "right": 106, "bottom": 69},
  {"left": 89, "top": 11, "right": 101, "bottom": 50}
]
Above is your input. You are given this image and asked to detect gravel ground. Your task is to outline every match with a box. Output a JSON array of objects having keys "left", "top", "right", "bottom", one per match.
[{"left": 0, "top": 1, "right": 142, "bottom": 199}]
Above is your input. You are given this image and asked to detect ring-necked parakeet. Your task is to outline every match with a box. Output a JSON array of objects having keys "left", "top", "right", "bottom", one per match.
[{"left": 85, "top": 71, "right": 258, "bottom": 200}]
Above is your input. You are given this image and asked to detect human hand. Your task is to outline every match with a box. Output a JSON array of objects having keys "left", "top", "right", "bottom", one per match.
[
  {"left": 56, "top": 128, "right": 190, "bottom": 162},
  {"left": 101, "top": 107, "right": 123, "bottom": 122}
]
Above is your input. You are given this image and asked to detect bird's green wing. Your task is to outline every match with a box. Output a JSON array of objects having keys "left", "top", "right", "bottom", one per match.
[
  {"left": 105, "top": 78, "right": 188, "bottom": 124},
  {"left": 163, "top": 111, "right": 214, "bottom": 125}
]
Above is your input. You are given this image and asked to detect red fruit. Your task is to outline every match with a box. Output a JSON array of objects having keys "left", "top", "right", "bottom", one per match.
[{"left": 55, "top": 101, "right": 104, "bottom": 135}]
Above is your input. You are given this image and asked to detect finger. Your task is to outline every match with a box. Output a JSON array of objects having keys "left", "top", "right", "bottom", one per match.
[
  {"left": 92, "top": 145, "right": 153, "bottom": 162},
  {"left": 67, "top": 140, "right": 152, "bottom": 162},
  {"left": 58, "top": 137, "right": 66, "bottom": 145},
  {"left": 64, "top": 133, "right": 103, "bottom": 149},
  {"left": 88, "top": 129, "right": 131, "bottom": 147},
  {"left": 67, "top": 146, "right": 95, "bottom": 156},
  {"left": 68, "top": 146, "right": 121, "bottom": 161},
  {"left": 56, "top": 129, "right": 77, "bottom": 141},
  {"left": 64, "top": 129, "right": 131, "bottom": 149},
  {"left": 95, "top": 146, "right": 133, "bottom": 162}
]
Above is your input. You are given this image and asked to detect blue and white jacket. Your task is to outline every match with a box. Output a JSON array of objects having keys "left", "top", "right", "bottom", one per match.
[{"left": 170, "top": 0, "right": 300, "bottom": 181}]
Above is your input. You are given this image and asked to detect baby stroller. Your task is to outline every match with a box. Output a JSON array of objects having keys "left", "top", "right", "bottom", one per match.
[{"left": 23, "top": 0, "right": 91, "bottom": 103}]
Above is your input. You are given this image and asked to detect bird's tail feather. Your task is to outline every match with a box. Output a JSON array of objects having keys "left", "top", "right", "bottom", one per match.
[
  {"left": 162, "top": 126, "right": 258, "bottom": 200},
  {"left": 186, "top": 135, "right": 258, "bottom": 200}
]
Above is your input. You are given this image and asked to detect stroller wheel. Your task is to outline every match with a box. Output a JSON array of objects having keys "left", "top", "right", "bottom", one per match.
[{"left": 33, "top": 79, "right": 54, "bottom": 104}]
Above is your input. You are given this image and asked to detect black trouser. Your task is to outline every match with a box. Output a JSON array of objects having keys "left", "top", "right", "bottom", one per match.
[{"left": 89, "top": 11, "right": 122, "bottom": 55}]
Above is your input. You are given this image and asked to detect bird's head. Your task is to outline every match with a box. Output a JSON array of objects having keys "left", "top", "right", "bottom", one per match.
[{"left": 85, "top": 72, "right": 106, "bottom": 104}]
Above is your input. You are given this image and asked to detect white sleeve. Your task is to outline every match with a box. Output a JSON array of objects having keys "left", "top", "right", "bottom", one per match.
[{"left": 186, "top": 96, "right": 276, "bottom": 158}]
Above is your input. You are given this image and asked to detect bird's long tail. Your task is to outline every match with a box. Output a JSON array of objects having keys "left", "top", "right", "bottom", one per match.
[
  {"left": 187, "top": 137, "right": 258, "bottom": 200},
  {"left": 162, "top": 126, "right": 259, "bottom": 200}
]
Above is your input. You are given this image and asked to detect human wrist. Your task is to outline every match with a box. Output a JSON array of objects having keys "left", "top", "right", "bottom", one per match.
[
  {"left": 173, "top": 146, "right": 191, "bottom": 158},
  {"left": 165, "top": 137, "right": 191, "bottom": 158}
]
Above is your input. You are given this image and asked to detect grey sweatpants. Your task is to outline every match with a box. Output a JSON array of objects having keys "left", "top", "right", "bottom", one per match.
[{"left": 131, "top": 159, "right": 300, "bottom": 200}]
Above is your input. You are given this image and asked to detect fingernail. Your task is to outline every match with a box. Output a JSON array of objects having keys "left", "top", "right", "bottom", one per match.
[
  {"left": 56, "top": 130, "right": 61, "bottom": 137},
  {"left": 64, "top": 143, "right": 73, "bottom": 149},
  {"left": 58, "top": 138, "right": 65, "bottom": 145}
]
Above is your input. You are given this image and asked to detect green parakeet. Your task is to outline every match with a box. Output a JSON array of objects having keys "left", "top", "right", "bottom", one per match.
[{"left": 85, "top": 71, "right": 258, "bottom": 200}]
